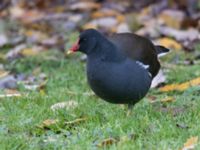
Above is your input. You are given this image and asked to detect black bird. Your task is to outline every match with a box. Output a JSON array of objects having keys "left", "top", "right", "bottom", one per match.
[{"left": 69, "top": 29, "right": 169, "bottom": 112}]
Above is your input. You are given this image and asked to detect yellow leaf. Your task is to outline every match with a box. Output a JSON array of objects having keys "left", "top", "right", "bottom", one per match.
[
  {"left": 160, "top": 77, "right": 200, "bottom": 92},
  {"left": 20, "top": 47, "right": 44, "bottom": 56},
  {"left": 116, "top": 15, "right": 125, "bottom": 23},
  {"left": 92, "top": 9, "right": 120, "bottom": 18},
  {"left": 158, "top": 10, "right": 184, "bottom": 29},
  {"left": 97, "top": 138, "right": 117, "bottom": 147},
  {"left": 23, "top": 30, "right": 48, "bottom": 40},
  {"left": 181, "top": 136, "right": 198, "bottom": 150},
  {"left": 140, "top": 6, "right": 151, "bottom": 17},
  {"left": 160, "top": 97, "right": 175, "bottom": 103},
  {"left": 156, "top": 38, "right": 182, "bottom": 50},
  {"left": 82, "top": 23, "right": 97, "bottom": 30},
  {"left": 42, "top": 119, "right": 59, "bottom": 127}
]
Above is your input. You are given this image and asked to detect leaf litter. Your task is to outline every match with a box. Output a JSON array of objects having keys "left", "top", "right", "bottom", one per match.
[{"left": 0, "top": 0, "right": 200, "bottom": 149}]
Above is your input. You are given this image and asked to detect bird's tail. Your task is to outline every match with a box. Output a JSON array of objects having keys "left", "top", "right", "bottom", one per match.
[{"left": 155, "top": 45, "right": 170, "bottom": 57}]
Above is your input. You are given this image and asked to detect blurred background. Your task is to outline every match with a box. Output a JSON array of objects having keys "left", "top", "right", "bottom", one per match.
[
  {"left": 0, "top": 0, "right": 199, "bottom": 91},
  {"left": 0, "top": 1, "right": 200, "bottom": 148}
]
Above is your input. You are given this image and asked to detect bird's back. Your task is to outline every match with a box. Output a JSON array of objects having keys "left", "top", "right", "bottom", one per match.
[{"left": 108, "top": 33, "right": 160, "bottom": 78}]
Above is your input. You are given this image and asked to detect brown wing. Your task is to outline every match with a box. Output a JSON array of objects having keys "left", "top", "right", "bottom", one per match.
[{"left": 108, "top": 33, "right": 160, "bottom": 77}]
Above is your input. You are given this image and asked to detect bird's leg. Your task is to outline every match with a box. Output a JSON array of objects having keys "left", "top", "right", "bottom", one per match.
[{"left": 126, "top": 104, "right": 134, "bottom": 116}]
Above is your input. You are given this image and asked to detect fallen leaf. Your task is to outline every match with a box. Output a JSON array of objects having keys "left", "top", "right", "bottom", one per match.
[
  {"left": 158, "top": 9, "right": 185, "bottom": 29},
  {"left": 160, "top": 97, "right": 175, "bottom": 103},
  {"left": 92, "top": 9, "right": 120, "bottom": 19},
  {"left": 136, "top": 19, "right": 161, "bottom": 38},
  {"left": 6, "top": 44, "right": 26, "bottom": 59},
  {"left": 82, "top": 23, "right": 97, "bottom": 30},
  {"left": 116, "top": 15, "right": 125, "bottom": 23},
  {"left": 19, "top": 10, "right": 45, "bottom": 24},
  {"left": 157, "top": 26, "right": 200, "bottom": 42},
  {"left": 9, "top": 6, "right": 25, "bottom": 18},
  {"left": 37, "top": 119, "right": 59, "bottom": 129},
  {"left": 0, "top": 89, "right": 21, "bottom": 98},
  {"left": 147, "top": 95, "right": 157, "bottom": 103},
  {"left": 155, "top": 37, "right": 182, "bottom": 50},
  {"left": 160, "top": 77, "right": 200, "bottom": 92},
  {"left": 70, "top": 2, "right": 101, "bottom": 11},
  {"left": 97, "top": 138, "right": 117, "bottom": 147},
  {"left": 0, "top": 70, "right": 9, "bottom": 78},
  {"left": 43, "top": 119, "right": 58, "bottom": 126},
  {"left": 181, "top": 136, "right": 198, "bottom": 150},
  {"left": 20, "top": 46, "right": 44, "bottom": 56},
  {"left": 65, "top": 117, "right": 87, "bottom": 126},
  {"left": 50, "top": 100, "right": 78, "bottom": 111},
  {"left": 23, "top": 30, "right": 48, "bottom": 43},
  {"left": 0, "top": 34, "right": 8, "bottom": 47},
  {"left": 88, "top": 17, "right": 118, "bottom": 28}
]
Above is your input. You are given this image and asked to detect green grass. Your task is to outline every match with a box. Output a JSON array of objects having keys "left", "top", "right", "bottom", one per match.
[{"left": 0, "top": 49, "right": 200, "bottom": 149}]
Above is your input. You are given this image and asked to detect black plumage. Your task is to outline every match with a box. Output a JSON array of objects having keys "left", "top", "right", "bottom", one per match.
[{"left": 69, "top": 29, "right": 169, "bottom": 108}]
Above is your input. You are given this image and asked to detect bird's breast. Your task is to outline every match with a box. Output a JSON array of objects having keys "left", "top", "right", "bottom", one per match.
[{"left": 86, "top": 58, "right": 152, "bottom": 104}]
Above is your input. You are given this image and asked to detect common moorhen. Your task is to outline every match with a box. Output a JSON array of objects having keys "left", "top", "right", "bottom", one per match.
[{"left": 69, "top": 29, "right": 169, "bottom": 112}]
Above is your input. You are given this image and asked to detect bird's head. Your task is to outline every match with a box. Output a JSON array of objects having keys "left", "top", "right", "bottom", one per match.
[{"left": 68, "top": 29, "right": 101, "bottom": 55}]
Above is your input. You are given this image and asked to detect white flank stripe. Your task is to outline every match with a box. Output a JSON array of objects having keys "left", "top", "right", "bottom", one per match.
[
  {"left": 136, "top": 61, "right": 149, "bottom": 69},
  {"left": 136, "top": 61, "right": 152, "bottom": 77}
]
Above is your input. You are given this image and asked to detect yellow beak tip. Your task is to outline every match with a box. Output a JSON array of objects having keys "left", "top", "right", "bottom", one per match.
[{"left": 67, "top": 50, "right": 73, "bottom": 55}]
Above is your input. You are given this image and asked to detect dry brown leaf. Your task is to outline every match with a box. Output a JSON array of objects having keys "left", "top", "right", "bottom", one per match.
[
  {"left": 181, "top": 136, "right": 198, "bottom": 150},
  {"left": 160, "top": 77, "right": 200, "bottom": 92},
  {"left": 92, "top": 9, "right": 120, "bottom": 18},
  {"left": 82, "top": 23, "right": 97, "bottom": 30},
  {"left": 147, "top": 95, "right": 157, "bottom": 103},
  {"left": 155, "top": 38, "right": 182, "bottom": 50},
  {"left": 0, "top": 89, "right": 21, "bottom": 98},
  {"left": 50, "top": 100, "right": 78, "bottom": 111},
  {"left": 42, "top": 119, "right": 59, "bottom": 127},
  {"left": 65, "top": 117, "right": 87, "bottom": 126},
  {"left": 97, "top": 138, "right": 117, "bottom": 147},
  {"left": 160, "top": 97, "right": 175, "bottom": 103},
  {"left": 0, "top": 70, "right": 9, "bottom": 78}
]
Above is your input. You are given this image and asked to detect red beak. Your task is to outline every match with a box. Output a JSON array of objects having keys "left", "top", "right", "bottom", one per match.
[{"left": 68, "top": 39, "right": 80, "bottom": 54}]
